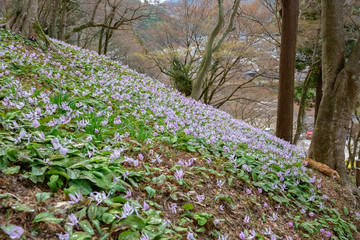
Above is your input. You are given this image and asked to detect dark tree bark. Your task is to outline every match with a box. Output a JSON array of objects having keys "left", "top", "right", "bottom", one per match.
[
  {"left": 314, "top": 63, "right": 322, "bottom": 125},
  {"left": 275, "top": 0, "right": 299, "bottom": 142},
  {"left": 49, "top": 0, "right": 61, "bottom": 38},
  {"left": 5, "top": 0, "right": 50, "bottom": 45},
  {"left": 58, "top": 0, "right": 68, "bottom": 41},
  {"left": 309, "top": 0, "right": 360, "bottom": 193}
]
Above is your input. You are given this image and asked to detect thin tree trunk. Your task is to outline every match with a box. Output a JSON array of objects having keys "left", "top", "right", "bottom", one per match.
[
  {"left": 190, "top": 0, "right": 240, "bottom": 100},
  {"left": 49, "top": 0, "right": 61, "bottom": 38},
  {"left": 103, "top": 28, "right": 112, "bottom": 55},
  {"left": 58, "top": 0, "right": 68, "bottom": 41},
  {"left": 314, "top": 64, "right": 322, "bottom": 125},
  {"left": 275, "top": 0, "right": 299, "bottom": 142},
  {"left": 293, "top": 70, "right": 312, "bottom": 145},
  {"left": 190, "top": 0, "right": 224, "bottom": 100},
  {"left": 98, "top": 27, "right": 105, "bottom": 54}
]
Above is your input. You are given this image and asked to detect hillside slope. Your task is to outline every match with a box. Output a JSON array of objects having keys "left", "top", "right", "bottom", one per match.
[{"left": 0, "top": 29, "right": 359, "bottom": 240}]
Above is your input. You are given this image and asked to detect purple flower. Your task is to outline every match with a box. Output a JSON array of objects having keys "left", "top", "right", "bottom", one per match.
[
  {"left": 88, "top": 191, "right": 109, "bottom": 205},
  {"left": 174, "top": 169, "right": 184, "bottom": 181},
  {"left": 309, "top": 212, "right": 315, "bottom": 217},
  {"left": 56, "top": 232, "right": 70, "bottom": 240},
  {"left": 258, "top": 188, "right": 263, "bottom": 194},
  {"left": 59, "top": 146, "right": 69, "bottom": 155},
  {"left": 248, "top": 230, "right": 256, "bottom": 239},
  {"left": 244, "top": 215, "right": 250, "bottom": 224},
  {"left": 268, "top": 213, "right": 278, "bottom": 221},
  {"left": 262, "top": 227, "right": 272, "bottom": 235},
  {"left": 246, "top": 188, "right": 252, "bottom": 195},
  {"left": 33, "top": 119, "right": 40, "bottom": 128},
  {"left": 187, "top": 232, "right": 196, "bottom": 240},
  {"left": 113, "top": 176, "right": 121, "bottom": 185},
  {"left": 125, "top": 189, "right": 132, "bottom": 198},
  {"left": 66, "top": 213, "right": 79, "bottom": 228},
  {"left": 239, "top": 232, "right": 246, "bottom": 239},
  {"left": 143, "top": 201, "right": 150, "bottom": 211},
  {"left": 140, "top": 233, "right": 150, "bottom": 240},
  {"left": 151, "top": 154, "right": 162, "bottom": 164},
  {"left": 320, "top": 229, "right": 325, "bottom": 234},
  {"left": 219, "top": 204, "right": 225, "bottom": 211},
  {"left": 3, "top": 225, "right": 24, "bottom": 239},
  {"left": 68, "top": 191, "right": 82, "bottom": 204},
  {"left": 113, "top": 116, "right": 122, "bottom": 125},
  {"left": 123, "top": 170, "right": 132, "bottom": 180},
  {"left": 43, "top": 158, "right": 52, "bottom": 165},
  {"left": 218, "top": 234, "right": 228, "bottom": 240},
  {"left": 116, "top": 202, "right": 139, "bottom": 220},
  {"left": 138, "top": 153, "right": 144, "bottom": 161},
  {"left": 196, "top": 195, "right": 205, "bottom": 204},
  {"left": 288, "top": 221, "right": 293, "bottom": 228},
  {"left": 168, "top": 202, "right": 178, "bottom": 214},
  {"left": 217, "top": 179, "right": 225, "bottom": 188},
  {"left": 325, "top": 231, "right": 332, "bottom": 237}
]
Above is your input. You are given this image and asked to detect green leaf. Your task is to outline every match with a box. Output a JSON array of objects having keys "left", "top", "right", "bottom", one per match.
[
  {"left": 272, "top": 195, "right": 289, "bottom": 204},
  {"left": 33, "top": 212, "right": 63, "bottom": 224},
  {"left": 92, "top": 219, "right": 101, "bottom": 234},
  {"left": 0, "top": 156, "right": 8, "bottom": 169},
  {"left": 70, "top": 231, "right": 92, "bottom": 240},
  {"left": 67, "top": 168, "right": 81, "bottom": 179},
  {"left": 186, "top": 145, "right": 196, "bottom": 152},
  {"left": 2, "top": 165, "right": 20, "bottom": 174},
  {"left": 144, "top": 186, "right": 156, "bottom": 198},
  {"left": 101, "top": 213, "right": 116, "bottom": 224},
  {"left": 79, "top": 220, "right": 94, "bottom": 235},
  {"left": 12, "top": 202, "right": 35, "bottom": 212},
  {"left": 69, "top": 179, "right": 93, "bottom": 195},
  {"left": 35, "top": 192, "right": 51, "bottom": 202},
  {"left": 197, "top": 217, "right": 207, "bottom": 226},
  {"left": 32, "top": 165, "right": 48, "bottom": 176},
  {"left": 47, "top": 175, "right": 59, "bottom": 191},
  {"left": 196, "top": 227, "right": 205, "bottom": 232},
  {"left": 118, "top": 231, "right": 140, "bottom": 240},
  {"left": 87, "top": 204, "right": 97, "bottom": 221},
  {"left": 119, "top": 215, "right": 146, "bottom": 230},
  {"left": 182, "top": 204, "right": 194, "bottom": 210}
]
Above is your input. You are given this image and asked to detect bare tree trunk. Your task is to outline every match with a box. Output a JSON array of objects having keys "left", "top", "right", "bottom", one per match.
[
  {"left": 58, "top": 0, "right": 68, "bottom": 41},
  {"left": 190, "top": 0, "right": 240, "bottom": 100},
  {"left": 309, "top": 0, "right": 360, "bottom": 194},
  {"left": 103, "top": 28, "right": 112, "bottom": 55},
  {"left": 49, "top": 0, "right": 61, "bottom": 38},
  {"left": 293, "top": 70, "right": 312, "bottom": 145},
  {"left": 5, "top": 0, "right": 50, "bottom": 45},
  {"left": 190, "top": 0, "right": 224, "bottom": 100},
  {"left": 98, "top": 27, "right": 105, "bottom": 54},
  {"left": 275, "top": 0, "right": 299, "bottom": 142},
  {"left": 314, "top": 64, "right": 322, "bottom": 125}
]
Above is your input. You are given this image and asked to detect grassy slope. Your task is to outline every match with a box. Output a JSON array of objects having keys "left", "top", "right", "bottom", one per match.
[{"left": 0, "top": 29, "right": 359, "bottom": 240}]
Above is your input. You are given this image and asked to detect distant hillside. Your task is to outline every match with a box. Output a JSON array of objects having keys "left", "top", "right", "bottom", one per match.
[{"left": 0, "top": 29, "right": 359, "bottom": 240}]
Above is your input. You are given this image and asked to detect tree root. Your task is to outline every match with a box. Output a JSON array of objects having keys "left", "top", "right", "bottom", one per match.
[{"left": 304, "top": 157, "right": 340, "bottom": 179}]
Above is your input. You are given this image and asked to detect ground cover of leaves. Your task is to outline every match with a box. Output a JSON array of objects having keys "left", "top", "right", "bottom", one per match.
[{"left": 0, "top": 29, "right": 359, "bottom": 240}]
